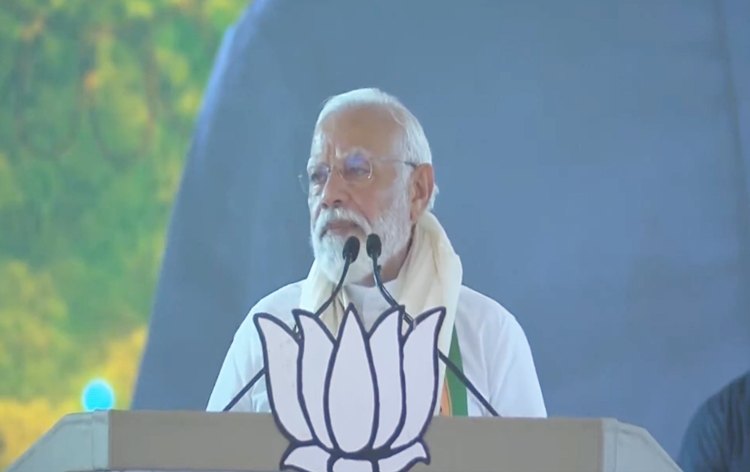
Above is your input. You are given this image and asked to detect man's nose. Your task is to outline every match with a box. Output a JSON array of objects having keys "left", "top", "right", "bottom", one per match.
[{"left": 320, "top": 171, "right": 348, "bottom": 209}]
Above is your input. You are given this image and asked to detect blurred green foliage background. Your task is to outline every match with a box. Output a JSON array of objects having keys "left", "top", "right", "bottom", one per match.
[{"left": 0, "top": 0, "right": 248, "bottom": 467}]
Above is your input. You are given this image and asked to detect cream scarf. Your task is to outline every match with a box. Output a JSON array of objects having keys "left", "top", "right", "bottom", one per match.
[{"left": 299, "top": 211, "right": 462, "bottom": 415}]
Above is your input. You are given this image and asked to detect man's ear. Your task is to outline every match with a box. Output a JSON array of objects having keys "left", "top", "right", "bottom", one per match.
[{"left": 409, "top": 164, "right": 434, "bottom": 222}]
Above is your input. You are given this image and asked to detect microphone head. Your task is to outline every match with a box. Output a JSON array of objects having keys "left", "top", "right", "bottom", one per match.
[
  {"left": 366, "top": 234, "right": 382, "bottom": 259},
  {"left": 342, "top": 236, "right": 360, "bottom": 262}
]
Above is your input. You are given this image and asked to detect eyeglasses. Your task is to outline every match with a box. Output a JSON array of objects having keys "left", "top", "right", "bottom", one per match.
[{"left": 299, "top": 151, "right": 417, "bottom": 195}]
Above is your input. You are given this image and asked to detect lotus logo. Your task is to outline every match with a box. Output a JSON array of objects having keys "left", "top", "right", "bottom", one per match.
[{"left": 254, "top": 304, "right": 445, "bottom": 472}]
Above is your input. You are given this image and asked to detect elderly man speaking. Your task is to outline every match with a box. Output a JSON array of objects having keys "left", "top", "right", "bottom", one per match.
[{"left": 207, "top": 88, "right": 546, "bottom": 418}]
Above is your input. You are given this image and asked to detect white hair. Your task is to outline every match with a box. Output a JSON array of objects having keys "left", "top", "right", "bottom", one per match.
[{"left": 313, "top": 88, "right": 438, "bottom": 210}]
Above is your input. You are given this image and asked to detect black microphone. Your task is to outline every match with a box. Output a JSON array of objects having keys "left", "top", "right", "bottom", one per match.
[
  {"left": 366, "top": 234, "right": 400, "bottom": 312},
  {"left": 365, "top": 233, "right": 500, "bottom": 417},
  {"left": 221, "top": 236, "right": 360, "bottom": 412},
  {"left": 314, "top": 236, "right": 360, "bottom": 317}
]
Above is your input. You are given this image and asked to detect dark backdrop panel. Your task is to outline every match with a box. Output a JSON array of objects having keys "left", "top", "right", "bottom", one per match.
[{"left": 133, "top": 0, "right": 750, "bottom": 456}]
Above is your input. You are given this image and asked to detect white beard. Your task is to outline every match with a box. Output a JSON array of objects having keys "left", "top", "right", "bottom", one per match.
[{"left": 311, "top": 190, "right": 412, "bottom": 286}]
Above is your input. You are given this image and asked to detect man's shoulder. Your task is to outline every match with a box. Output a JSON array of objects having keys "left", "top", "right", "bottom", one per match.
[
  {"left": 682, "top": 370, "right": 750, "bottom": 441},
  {"left": 250, "top": 280, "right": 306, "bottom": 317},
  {"left": 721, "top": 369, "right": 750, "bottom": 400},
  {"left": 234, "top": 280, "right": 305, "bottom": 339},
  {"left": 703, "top": 369, "right": 750, "bottom": 413},
  {"left": 678, "top": 370, "right": 750, "bottom": 471},
  {"left": 456, "top": 284, "right": 522, "bottom": 334}
]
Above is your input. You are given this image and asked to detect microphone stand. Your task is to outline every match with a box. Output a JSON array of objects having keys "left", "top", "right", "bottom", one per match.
[
  {"left": 221, "top": 237, "right": 360, "bottom": 412},
  {"left": 366, "top": 234, "right": 500, "bottom": 417},
  {"left": 372, "top": 261, "right": 411, "bottom": 329}
]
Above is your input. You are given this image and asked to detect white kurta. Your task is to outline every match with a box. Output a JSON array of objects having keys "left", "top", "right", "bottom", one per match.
[{"left": 207, "top": 278, "right": 547, "bottom": 418}]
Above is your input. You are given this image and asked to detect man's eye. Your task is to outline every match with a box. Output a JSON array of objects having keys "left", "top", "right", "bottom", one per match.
[
  {"left": 310, "top": 170, "right": 328, "bottom": 185},
  {"left": 343, "top": 156, "right": 371, "bottom": 179},
  {"left": 344, "top": 165, "right": 370, "bottom": 178}
]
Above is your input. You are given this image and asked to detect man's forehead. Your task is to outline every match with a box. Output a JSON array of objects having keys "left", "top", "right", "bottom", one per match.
[{"left": 311, "top": 106, "right": 402, "bottom": 160}]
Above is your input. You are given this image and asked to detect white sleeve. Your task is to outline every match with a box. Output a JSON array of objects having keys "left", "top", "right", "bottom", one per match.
[
  {"left": 206, "top": 314, "right": 263, "bottom": 412},
  {"left": 206, "top": 337, "right": 253, "bottom": 412},
  {"left": 488, "top": 313, "right": 547, "bottom": 418}
]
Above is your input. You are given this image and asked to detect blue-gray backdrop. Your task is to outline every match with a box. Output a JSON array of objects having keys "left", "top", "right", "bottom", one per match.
[{"left": 132, "top": 0, "right": 750, "bottom": 457}]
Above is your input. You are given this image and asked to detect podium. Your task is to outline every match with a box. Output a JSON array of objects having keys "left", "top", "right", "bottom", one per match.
[{"left": 6, "top": 410, "right": 680, "bottom": 472}]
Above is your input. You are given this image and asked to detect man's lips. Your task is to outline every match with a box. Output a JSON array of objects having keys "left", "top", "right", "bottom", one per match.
[{"left": 321, "top": 220, "right": 361, "bottom": 236}]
